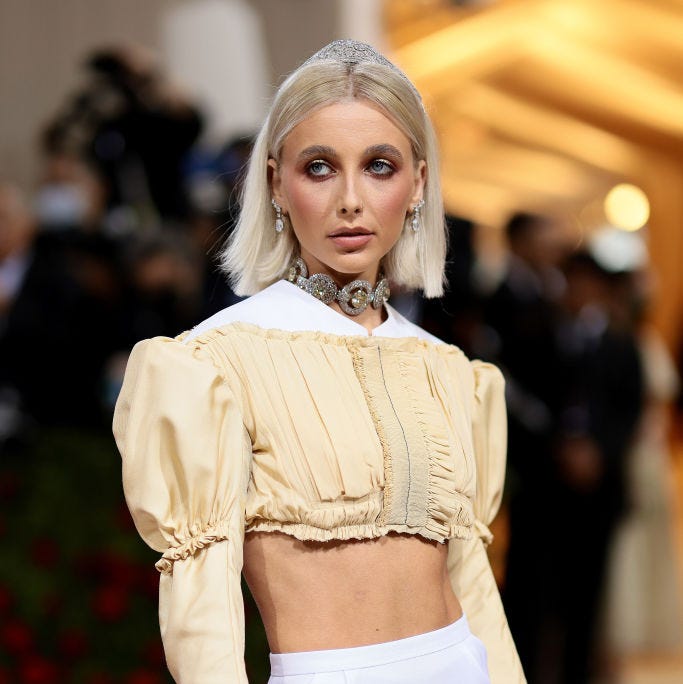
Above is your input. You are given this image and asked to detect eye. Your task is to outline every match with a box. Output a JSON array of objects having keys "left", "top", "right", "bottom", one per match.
[
  {"left": 367, "top": 159, "right": 395, "bottom": 176},
  {"left": 306, "top": 160, "right": 334, "bottom": 178}
]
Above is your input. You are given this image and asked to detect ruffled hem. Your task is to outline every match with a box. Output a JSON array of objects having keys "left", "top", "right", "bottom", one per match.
[
  {"left": 155, "top": 521, "right": 231, "bottom": 575},
  {"left": 246, "top": 520, "right": 472, "bottom": 545}
]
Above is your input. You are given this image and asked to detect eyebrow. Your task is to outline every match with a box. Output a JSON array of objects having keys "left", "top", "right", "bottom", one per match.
[
  {"left": 296, "top": 143, "right": 404, "bottom": 162},
  {"left": 365, "top": 144, "right": 403, "bottom": 161},
  {"left": 297, "top": 145, "right": 336, "bottom": 162}
]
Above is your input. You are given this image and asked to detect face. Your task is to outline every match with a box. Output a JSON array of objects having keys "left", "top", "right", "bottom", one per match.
[
  {"left": 270, "top": 100, "right": 426, "bottom": 283},
  {"left": 0, "top": 186, "right": 34, "bottom": 261}
]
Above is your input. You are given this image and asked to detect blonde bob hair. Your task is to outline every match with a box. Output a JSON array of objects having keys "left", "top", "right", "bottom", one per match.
[{"left": 221, "top": 55, "right": 447, "bottom": 298}]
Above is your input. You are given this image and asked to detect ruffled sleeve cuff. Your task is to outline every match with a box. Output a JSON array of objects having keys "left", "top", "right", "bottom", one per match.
[
  {"left": 155, "top": 520, "right": 231, "bottom": 575},
  {"left": 473, "top": 518, "right": 494, "bottom": 547}
]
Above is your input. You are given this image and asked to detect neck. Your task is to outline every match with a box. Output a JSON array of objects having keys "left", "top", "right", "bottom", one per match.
[
  {"left": 330, "top": 298, "right": 387, "bottom": 332},
  {"left": 286, "top": 257, "right": 390, "bottom": 329},
  {"left": 321, "top": 265, "right": 387, "bottom": 332}
]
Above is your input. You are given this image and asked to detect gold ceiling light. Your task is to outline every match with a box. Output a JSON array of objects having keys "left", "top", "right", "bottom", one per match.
[{"left": 604, "top": 183, "right": 650, "bottom": 231}]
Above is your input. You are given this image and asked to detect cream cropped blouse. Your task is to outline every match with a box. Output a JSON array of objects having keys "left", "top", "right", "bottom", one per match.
[{"left": 113, "top": 280, "right": 526, "bottom": 684}]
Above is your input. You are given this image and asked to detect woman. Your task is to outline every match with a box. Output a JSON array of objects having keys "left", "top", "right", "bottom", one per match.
[{"left": 114, "top": 40, "right": 525, "bottom": 684}]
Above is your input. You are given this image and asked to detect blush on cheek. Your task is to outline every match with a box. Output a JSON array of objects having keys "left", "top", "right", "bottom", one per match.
[
  {"left": 286, "top": 181, "right": 332, "bottom": 222},
  {"left": 370, "top": 182, "right": 413, "bottom": 223}
]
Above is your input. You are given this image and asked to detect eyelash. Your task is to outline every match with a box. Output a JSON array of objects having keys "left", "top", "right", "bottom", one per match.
[
  {"left": 306, "top": 160, "right": 333, "bottom": 177},
  {"left": 305, "top": 158, "right": 396, "bottom": 179},
  {"left": 367, "top": 159, "right": 394, "bottom": 176}
]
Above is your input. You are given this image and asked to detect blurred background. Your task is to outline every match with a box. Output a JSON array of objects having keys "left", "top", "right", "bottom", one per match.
[{"left": 0, "top": 1, "right": 681, "bottom": 683}]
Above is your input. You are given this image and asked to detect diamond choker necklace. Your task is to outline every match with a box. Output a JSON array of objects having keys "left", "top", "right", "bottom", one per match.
[{"left": 286, "top": 257, "right": 390, "bottom": 316}]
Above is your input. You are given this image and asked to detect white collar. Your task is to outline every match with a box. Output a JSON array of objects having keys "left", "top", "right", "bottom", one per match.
[{"left": 187, "top": 280, "right": 442, "bottom": 344}]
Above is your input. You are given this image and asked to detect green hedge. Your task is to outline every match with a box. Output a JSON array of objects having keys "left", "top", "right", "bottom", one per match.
[{"left": 0, "top": 428, "right": 269, "bottom": 683}]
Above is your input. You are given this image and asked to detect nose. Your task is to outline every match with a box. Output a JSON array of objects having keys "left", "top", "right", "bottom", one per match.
[{"left": 337, "top": 175, "right": 363, "bottom": 216}]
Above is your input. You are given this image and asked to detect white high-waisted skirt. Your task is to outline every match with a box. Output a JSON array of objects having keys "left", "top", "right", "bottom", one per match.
[{"left": 268, "top": 614, "right": 490, "bottom": 683}]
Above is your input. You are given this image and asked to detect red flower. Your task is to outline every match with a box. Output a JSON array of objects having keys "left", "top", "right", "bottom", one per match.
[
  {"left": 140, "top": 566, "right": 160, "bottom": 600},
  {"left": 74, "top": 553, "right": 102, "bottom": 581},
  {"left": 57, "top": 628, "right": 89, "bottom": 660},
  {"left": 105, "top": 554, "right": 139, "bottom": 588},
  {"left": 18, "top": 655, "right": 60, "bottom": 684},
  {"left": 91, "top": 584, "right": 129, "bottom": 622},
  {"left": 75, "top": 550, "right": 139, "bottom": 587},
  {"left": 29, "top": 538, "right": 60, "bottom": 569},
  {"left": 0, "top": 471, "right": 21, "bottom": 501},
  {"left": 142, "top": 638, "right": 165, "bottom": 668},
  {"left": 115, "top": 501, "right": 137, "bottom": 531},
  {"left": 0, "top": 665, "right": 12, "bottom": 684},
  {"left": 41, "top": 593, "right": 63, "bottom": 619},
  {"left": 83, "top": 672, "right": 114, "bottom": 684},
  {"left": 0, "top": 583, "right": 13, "bottom": 616},
  {"left": 0, "top": 619, "right": 33, "bottom": 655},
  {"left": 124, "top": 669, "right": 162, "bottom": 684}
]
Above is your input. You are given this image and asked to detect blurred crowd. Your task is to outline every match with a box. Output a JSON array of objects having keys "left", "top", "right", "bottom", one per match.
[
  {"left": 0, "top": 45, "right": 249, "bottom": 443},
  {"left": 0, "top": 46, "right": 262, "bottom": 684},
  {"left": 1, "top": 44, "right": 681, "bottom": 684},
  {"left": 423, "top": 213, "right": 682, "bottom": 683}
]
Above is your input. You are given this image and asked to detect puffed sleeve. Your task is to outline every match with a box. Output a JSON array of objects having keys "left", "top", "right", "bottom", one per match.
[
  {"left": 447, "top": 361, "right": 526, "bottom": 684},
  {"left": 113, "top": 336, "right": 251, "bottom": 684}
]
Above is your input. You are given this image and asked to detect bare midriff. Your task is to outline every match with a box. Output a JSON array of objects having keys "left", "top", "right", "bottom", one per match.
[{"left": 243, "top": 530, "right": 463, "bottom": 654}]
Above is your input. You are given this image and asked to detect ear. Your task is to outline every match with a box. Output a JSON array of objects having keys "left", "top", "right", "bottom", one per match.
[
  {"left": 268, "top": 158, "right": 285, "bottom": 209},
  {"left": 410, "top": 159, "right": 427, "bottom": 207}
]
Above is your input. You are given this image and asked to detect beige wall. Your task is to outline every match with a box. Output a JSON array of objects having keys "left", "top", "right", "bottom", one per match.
[
  {"left": 251, "top": 0, "right": 337, "bottom": 82},
  {"left": 0, "top": 0, "right": 340, "bottom": 191}
]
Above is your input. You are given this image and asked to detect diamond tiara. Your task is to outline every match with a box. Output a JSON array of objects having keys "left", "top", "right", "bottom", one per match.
[{"left": 300, "top": 39, "right": 422, "bottom": 101}]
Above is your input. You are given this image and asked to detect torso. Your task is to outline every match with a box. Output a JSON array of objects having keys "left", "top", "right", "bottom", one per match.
[
  {"left": 187, "top": 280, "right": 467, "bottom": 653},
  {"left": 243, "top": 531, "right": 462, "bottom": 653}
]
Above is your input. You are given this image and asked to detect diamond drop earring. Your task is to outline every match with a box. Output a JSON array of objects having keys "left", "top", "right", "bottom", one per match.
[
  {"left": 410, "top": 199, "right": 425, "bottom": 232},
  {"left": 272, "top": 199, "right": 285, "bottom": 233}
]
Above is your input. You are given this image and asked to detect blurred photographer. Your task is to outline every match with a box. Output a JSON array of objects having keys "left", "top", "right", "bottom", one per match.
[{"left": 43, "top": 44, "right": 203, "bottom": 228}]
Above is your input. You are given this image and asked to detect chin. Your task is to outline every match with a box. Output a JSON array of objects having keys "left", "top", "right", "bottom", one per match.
[{"left": 327, "top": 254, "right": 381, "bottom": 278}]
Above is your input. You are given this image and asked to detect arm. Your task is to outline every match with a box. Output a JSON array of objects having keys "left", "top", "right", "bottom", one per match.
[
  {"left": 447, "top": 360, "right": 526, "bottom": 684},
  {"left": 113, "top": 337, "right": 250, "bottom": 683}
]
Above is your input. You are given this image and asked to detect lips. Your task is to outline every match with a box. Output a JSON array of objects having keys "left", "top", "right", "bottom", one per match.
[
  {"left": 328, "top": 227, "right": 373, "bottom": 237},
  {"left": 328, "top": 228, "right": 374, "bottom": 250}
]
